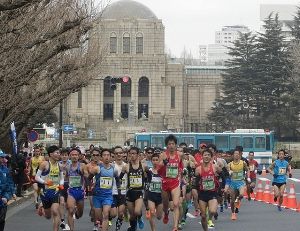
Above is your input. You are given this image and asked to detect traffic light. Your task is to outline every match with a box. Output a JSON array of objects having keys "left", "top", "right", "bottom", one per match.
[{"left": 109, "top": 76, "right": 130, "bottom": 90}]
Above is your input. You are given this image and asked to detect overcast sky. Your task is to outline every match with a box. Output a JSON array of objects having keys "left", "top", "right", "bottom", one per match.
[{"left": 105, "top": 0, "right": 300, "bottom": 57}]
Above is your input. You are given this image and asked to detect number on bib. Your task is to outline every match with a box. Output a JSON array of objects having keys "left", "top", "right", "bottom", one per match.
[
  {"left": 232, "top": 172, "right": 244, "bottom": 180},
  {"left": 149, "top": 182, "right": 161, "bottom": 193},
  {"left": 166, "top": 166, "right": 178, "bottom": 178},
  {"left": 202, "top": 179, "right": 215, "bottom": 191},
  {"left": 129, "top": 176, "right": 143, "bottom": 188},
  {"left": 278, "top": 167, "right": 286, "bottom": 175},
  {"left": 69, "top": 176, "right": 81, "bottom": 188},
  {"left": 100, "top": 177, "right": 113, "bottom": 189},
  {"left": 249, "top": 165, "right": 255, "bottom": 172},
  {"left": 49, "top": 175, "right": 59, "bottom": 185}
]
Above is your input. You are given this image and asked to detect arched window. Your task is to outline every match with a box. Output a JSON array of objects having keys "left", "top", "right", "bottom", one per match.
[
  {"left": 104, "top": 76, "right": 114, "bottom": 97},
  {"left": 136, "top": 33, "right": 143, "bottom": 54},
  {"left": 138, "top": 77, "right": 149, "bottom": 119},
  {"left": 123, "top": 33, "right": 130, "bottom": 54},
  {"left": 110, "top": 32, "right": 117, "bottom": 54}
]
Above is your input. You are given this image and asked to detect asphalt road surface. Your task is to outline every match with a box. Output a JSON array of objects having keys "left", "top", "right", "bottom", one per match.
[{"left": 5, "top": 170, "right": 300, "bottom": 231}]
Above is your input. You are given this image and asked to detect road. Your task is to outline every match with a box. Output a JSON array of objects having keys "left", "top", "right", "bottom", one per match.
[{"left": 5, "top": 170, "right": 300, "bottom": 231}]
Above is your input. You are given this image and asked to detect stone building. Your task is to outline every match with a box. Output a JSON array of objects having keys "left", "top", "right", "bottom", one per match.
[{"left": 62, "top": 0, "right": 223, "bottom": 147}]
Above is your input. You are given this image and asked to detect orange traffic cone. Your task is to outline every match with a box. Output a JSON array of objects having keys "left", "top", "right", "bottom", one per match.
[
  {"left": 269, "top": 187, "right": 276, "bottom": 205},
  {"left": 286, "top": 184, "right": 298, "bottom": 210},
  {"left": 297, "top": 202, "right": 300, "bottom": 212},
  {"left": 261, "top": 165, "right": 267, "bottom": 177},
  {"left": 282, "top": 188, "right": 288, "bottom": 208},
  {"left": 262, "top": 180, "right": 271, "bottom": 203},
  {"left": 255, "top": 180, "right": 263, "bottom": 202}
]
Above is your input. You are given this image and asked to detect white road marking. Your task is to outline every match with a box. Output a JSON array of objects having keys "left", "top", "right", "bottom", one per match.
[
  {"left": 288, "top": 178, "right": 300, "bottom": 183},
  {"left": 187, "top": 213, "right": 196, "bottom": 218}
]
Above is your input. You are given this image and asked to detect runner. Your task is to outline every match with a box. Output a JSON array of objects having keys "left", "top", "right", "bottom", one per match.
[
  {"left": 268, "top": 149, "right": 290, "bottom": 211},
  {"left": 35, "top": 145, "right": 64, "bottom": 231},
  {"left": 246, "top": 151, "right": 258, "bottom": 201},
  {"left": 195, "top": 148, "right": 222, "bottom": 231},
  {"left": 110, "top": 146, "right": 128, "bottom": 231},
  {"left": 158, "top": 135, "right": 183, "bottom": 231},
  {"left": 228, "top": 149, "right": 250, "bottom": 220},
  {"left": 66, "top": 148, "right": 88, "bottom": 231},
  {"left": 29, "top": 147, "right": 44, "bottom": 209},
  {"left": 88, "top": 148, "right": 118, "bottom": 231},
  {"left": 119, "top": 147, "right": 147, "bottom": 231},
  {"left": 147, "top": 153, "right": 163, "bottom": 231},
  {"left": 58, "top": 148, "right": 71, "bottom": 230}
]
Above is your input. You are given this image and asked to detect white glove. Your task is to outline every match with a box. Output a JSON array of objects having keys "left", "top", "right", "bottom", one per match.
[
  {"left": 247, "top": 177, "right": 251, "bottom": 183},
  {"left": 229, "top": 170, "right": 233, "bottom": 175}
]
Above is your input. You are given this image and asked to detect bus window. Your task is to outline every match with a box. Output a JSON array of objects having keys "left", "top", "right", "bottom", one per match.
[
  {"left": 230, "top": 136, "right": 241, "bottom": 149},
  {"left": 255, "top": 137, "right": 266, "bottom": 149},
  {"left": 266, "top": 135, "right": 270, "bottom": 151},
  {"left": 181, "top": 137, "right": 195, "bottom": 147},
  {"left": 151, "top": 136, "right": 164, "bottom": 148},
  {"left": 137, "top": 141, "right": 149, "bottom": 149},
  {"left": 243, "top": 137, "right": 253, "bottom": 149},
  {"left": 215, "top": 135, "right": 228, "bottom": 149}
]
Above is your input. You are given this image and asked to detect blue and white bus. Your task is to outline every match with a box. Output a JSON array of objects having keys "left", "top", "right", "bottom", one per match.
[{"left": 134, "top": 129, "right": 275, "bottom": 166}]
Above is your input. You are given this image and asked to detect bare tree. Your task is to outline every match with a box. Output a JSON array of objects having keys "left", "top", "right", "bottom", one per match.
[{"left": 0, "top": 0, "right": 107, "bottom": 151}]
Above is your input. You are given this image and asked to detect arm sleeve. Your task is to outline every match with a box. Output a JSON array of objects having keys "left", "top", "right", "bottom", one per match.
[
  {"left": 59, "top": 171, "right": 64, "bottom": 185},
  {"left": 35, "top": 169, "right": 45, "bottom": 184}
]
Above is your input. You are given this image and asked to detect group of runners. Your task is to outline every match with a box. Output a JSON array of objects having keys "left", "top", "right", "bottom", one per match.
[{"left": 28, "top": 134, "right": 292, "bottom": 231}]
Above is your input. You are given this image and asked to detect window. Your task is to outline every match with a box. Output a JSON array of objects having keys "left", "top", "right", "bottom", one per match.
[
  {"left": 104, "top": 77, "right": 114, "bottom": 97},
  {"left": 255, "top": 137, "right": 266, "bottom": 149},
  {"left": 230, "top": 136, "right": 241, "bottom": 149},
  {"left": 77, "top": 89, "right": 82, "bottom": 108},
  {"left": 138, "top": 77, "right": 149, "bottom": 97},
  {"left": 103, "top": 104, "right": 113, "bottom": 120},
  {"left": 215, "top": 135, "right": 228, "bottom": 149},
  {"left": 110, "top": 33, "right": 117, "bottom": 53},
  {"left": 138, "top": 104, "right": 148, "bottom": 119},
  {"left": 171, "top": 86, "right": 175, "bottom": 109},
  {"left": 181, "top": 137, "right": 195, "bottom": 147},
  {"left": 266, "top": 135, "right": 271, "bottom": 151},
  {"left": 243, "top": 137, "right": 253, "bottom": 149},
  {"left": 123, "top": 33, "right": 130, "bottom": 54},
  {"left": 136, "top": 34, "right": 143, "bottom": 54},
  {"left": 151, "top": 136, "right": 164, "bottom": 148},
  {"left": 121, "top": 104, "right": 128, "bottom": 119}
]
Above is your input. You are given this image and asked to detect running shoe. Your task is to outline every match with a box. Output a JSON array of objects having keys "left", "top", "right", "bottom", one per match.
[
  {"left": 235, "top": 208, "right": 239, "bottom": 213},
  {"left": 109, "top": 220, "right": 112, "bottom": 226},
  {"left": 145, "top": 210, "right": 151, "bottom": 220},
  {"left": 63, "top": 224, "right": 71, "bottom": 231},
  {"left": 137, "top": 217, "right": 144, "bottom": 229},
  {"left": 181, "top": 219, "right": 186, "bottom": 226},
  {"left": 207, "top": 219, "right": 215, "bottom": 227},
  {"left": 277, "top": 205, "right": 282, "bottom": 211},
  {"left": 60, "top": 221, "right": 66, "bottom": 229},
  {"left": 92, "top": 226, "right": 98, "bottom": 231},
  {"left": 178, "top": 224, "right": 182, "bottom": 230},
  {"left": 116, "top": 218, "right": 123, "bottom": 231},
  {"left": 231, "top": 213, "right": 237, "bottom": 221},
  {"left": 163, "top": 212, "right": 169, "bottom": 224}
]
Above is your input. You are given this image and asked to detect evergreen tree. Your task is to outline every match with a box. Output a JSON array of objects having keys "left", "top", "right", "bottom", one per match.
[
  {"left": 290, "top": 6, "right": 300, "bottom": 40},
  {"left": 209, "top": 32, "right": 258, "bottom": 131}
]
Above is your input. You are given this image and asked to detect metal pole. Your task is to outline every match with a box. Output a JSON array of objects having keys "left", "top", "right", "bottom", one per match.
[{"left": 59, "top": 101, "right": 63, "bottom": 148}]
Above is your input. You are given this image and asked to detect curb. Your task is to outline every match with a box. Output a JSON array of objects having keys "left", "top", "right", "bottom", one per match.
[{"left": 7, "top": 189, "right": 34, "bottom": 210}]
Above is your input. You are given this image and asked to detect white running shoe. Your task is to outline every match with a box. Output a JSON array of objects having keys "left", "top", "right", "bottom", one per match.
[{"left": 63, "top": 224, "right": 70, "bottom": 230}]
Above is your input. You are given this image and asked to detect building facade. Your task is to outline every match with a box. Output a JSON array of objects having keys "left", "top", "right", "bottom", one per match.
[{"left": 63, "top": 0, "right": 223, "bottom": 146}]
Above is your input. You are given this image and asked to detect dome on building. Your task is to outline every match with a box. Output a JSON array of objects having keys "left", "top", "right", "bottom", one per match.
[{"left": 102, "top": 0, "right": 158, "bottom": 20}]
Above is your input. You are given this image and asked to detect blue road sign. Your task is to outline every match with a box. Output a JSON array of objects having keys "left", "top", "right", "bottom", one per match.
[
  {"left": 27, "top": 130, "right": 39, "bottom": 142},
  {"left": 63, "top": 124, "right": 74, "bottom": 132}
]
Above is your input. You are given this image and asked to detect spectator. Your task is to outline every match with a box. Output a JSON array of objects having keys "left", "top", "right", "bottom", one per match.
[{"left": 11, "top": 152, "right": 26, "bottom": 197}]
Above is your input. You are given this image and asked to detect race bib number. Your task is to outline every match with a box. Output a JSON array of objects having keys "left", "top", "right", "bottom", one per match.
[
  {"left": 129, "top": 176, "right": 143, "bottom": 188},
  {"left": 278, "top": 167, "right": 286, "bottom": 175},
  {"left": 69, "top": 176, "right": 81, "bottom": 188},
  {"left": 202, "top": 179, "right": 215, "bottom": 191},
  {"left": 149, "top": 182, "right": 161, "bottom": 193},
  {"left": 49, "top": 175, "right": 59, "bottom": 185},
  {"left": 166, "top": 166, "right": 178, "bottom": 178},
  {"left": 249, "top": 165, "right": 255, "bottom": 172},
  {"left": 120, "top": 178, "right": 127, "bottom": 190},
  {"left": 100, "top": 177, "right": 113, "bottom": 189},
  {"left": 232, "top": 172, "right": 244, "bottom": 180}
]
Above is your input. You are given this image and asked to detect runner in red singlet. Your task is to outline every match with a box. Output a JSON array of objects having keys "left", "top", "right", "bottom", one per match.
[{"left": 158, "top": 135, "right": 183, "bottom": 231}]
